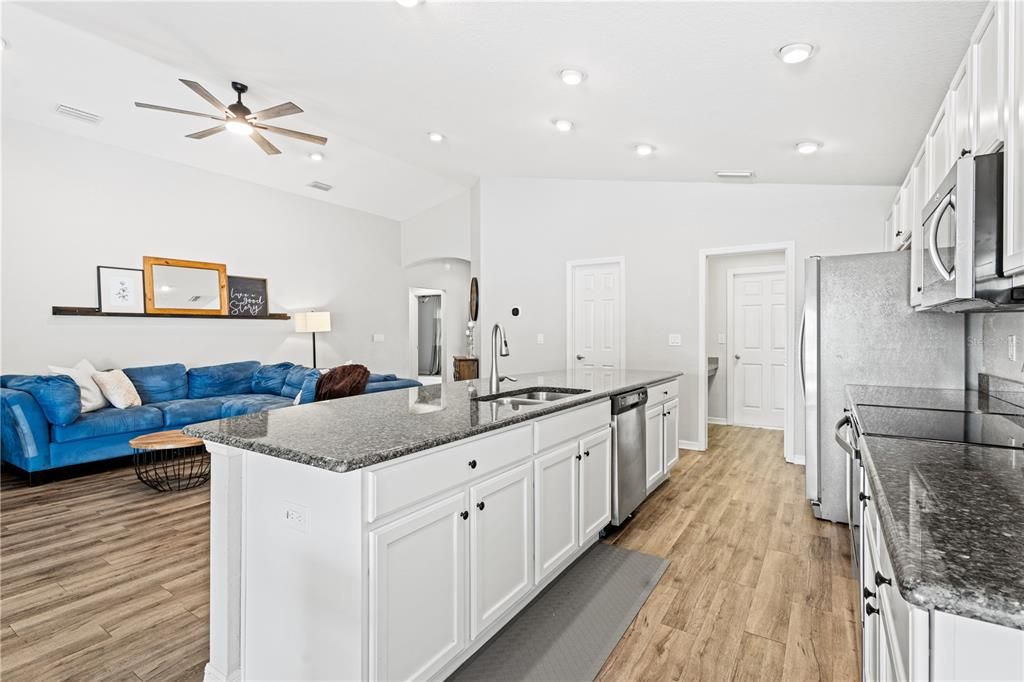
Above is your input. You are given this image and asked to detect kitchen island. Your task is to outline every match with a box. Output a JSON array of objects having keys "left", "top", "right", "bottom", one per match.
[
  {"left": 186, "top": 369, "right": 683, "bottom": 682},
  {"left": 844, "top": 385, "right": 1024, "bottom": 681}
]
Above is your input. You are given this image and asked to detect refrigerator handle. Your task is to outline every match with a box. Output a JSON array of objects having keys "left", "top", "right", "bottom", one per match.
[{"left": 798, "top": 314, "right": 806, "bottom": 393}]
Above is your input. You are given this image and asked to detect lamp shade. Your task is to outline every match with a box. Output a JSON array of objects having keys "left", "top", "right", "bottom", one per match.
[{"left": 294, "top": 311, "right": 332, "bottom": 333}]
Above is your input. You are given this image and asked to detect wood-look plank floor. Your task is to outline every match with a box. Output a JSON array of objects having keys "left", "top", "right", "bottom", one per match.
[
  {"left": 1, "top": 425, "right": 858, "bottom": 681},
  {"left": 598, "top": 425, "right": 860, "bottom": 682}
]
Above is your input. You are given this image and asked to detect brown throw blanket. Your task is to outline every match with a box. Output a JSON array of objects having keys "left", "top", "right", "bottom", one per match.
[{"left": 315, "top": 364, "right": 370, "bottom": 402}]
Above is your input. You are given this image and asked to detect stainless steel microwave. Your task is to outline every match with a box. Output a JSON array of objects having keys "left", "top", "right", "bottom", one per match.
[{"left": 918, "top": 151, "right": 1024, "bottom": 312}]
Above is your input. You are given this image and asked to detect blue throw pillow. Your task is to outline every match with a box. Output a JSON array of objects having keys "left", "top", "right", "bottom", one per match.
[
  {"left": 281, "top": 365, "right": 314, "bottom": 399},
  {"left": 188, "top": 361, "right": 260, "bottom": 399},
  {"left": 297, "top": 370, "right": 321, "bottom": 404},
  {"left": 252, "top": 362, "right": 296, "bottom": 395},
  {"left": 6, "top": 375, "right": 81, "bottom": 426},
  {"left": 123, "top": 363, "right": 188, "bottom": 403}
]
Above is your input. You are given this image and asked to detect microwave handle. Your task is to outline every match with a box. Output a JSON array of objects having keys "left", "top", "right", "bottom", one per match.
[{"left": 927, "top": 194, "right": 956, "bottom": 282}]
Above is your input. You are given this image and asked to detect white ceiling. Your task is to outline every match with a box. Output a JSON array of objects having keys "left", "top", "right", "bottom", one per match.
[{"left": 6, "top": 1, "right": 986, "bottom": 219}]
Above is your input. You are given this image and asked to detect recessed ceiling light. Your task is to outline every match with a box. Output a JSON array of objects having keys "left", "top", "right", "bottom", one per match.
[
  {"left": 796, "top": 140, "right": 822, "bottom": 155},
  {"left": 225, "top": 119, "right": 254, "bottom": 136},
  {"left": 716, "top": 170, "right": 755, "bottom": 178},
  {"left": 308, "top": 152, "right": 324, "bottom": 162},
  {"left": 395, "top": 0, "right": 424, "bottom": 7},
  {"left": 634, "top": 143, "right": 655, "bottom": 157},
  {"left": 777, "top": 43, "right": 815, "bottom": 64},
  {"left": 427, "top": 131, "right": 445, "bottom": 143},
  {"left": 553, "top": 119, "right": 574, "bottom": 133},
  {"left": 559, "top": 69, "right": 586, "bottom": 86}
]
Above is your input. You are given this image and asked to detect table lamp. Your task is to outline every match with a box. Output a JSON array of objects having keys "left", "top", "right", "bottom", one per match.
[{"left": 294, "top": 311, "right": 331, "bottom": 368}]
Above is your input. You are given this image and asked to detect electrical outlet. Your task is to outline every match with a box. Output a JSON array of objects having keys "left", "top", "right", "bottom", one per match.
[
  {"left": 283, "top": 503, "right": 310, "bottom": 533},
  {"left": 1010, "top": 335, "right": 1018, "bottom": 362},
  {"left": 668, "top": 334, "right": 682, "bottom": 347},
  {"left": 536, "top": 333, "right": 545, "bottom": 344}
]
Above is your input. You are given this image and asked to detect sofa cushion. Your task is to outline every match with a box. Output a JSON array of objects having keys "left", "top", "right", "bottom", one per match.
[
  {"left": 281, "top": 366, "right": 320, "bottom": 400},
  {"left": 150, "top": 397, "right": 230, "bottom": 428},
  {"left": 363, "top": 378, "right": 423, "bottom": 394},
  {"left": 51, "top": 405, "right": 163, "bottom": 444},
  {"left": 5, "top": 375, "right": 81, "bottom": 426},
  {"left": 188, "top": 361, "right": 260, "bottom": 399},
  {"left": 368, "top": 373, "right": 398, "bottom": 383},
  {"left": 123, "top": 363, "right": 188, "bottom": 403},
  {"left": 252, "top": 362, "right": 295, "bottom": 395},
  {"left": 220, "top": 394, "right": 294, "bottom": 418}
]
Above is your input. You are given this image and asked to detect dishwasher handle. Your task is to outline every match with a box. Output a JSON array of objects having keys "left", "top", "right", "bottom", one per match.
[{"left": 611, "top": 388, "right": 648, "bottom": 415}]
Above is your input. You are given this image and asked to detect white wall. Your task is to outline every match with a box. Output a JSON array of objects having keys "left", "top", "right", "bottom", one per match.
[
  {"left": 400, "top": 191, "right": 471, "bottom": 266},
  {"left": 476, "top": 177, "right": 893, "bottom": 449},
  {"left": 404, "top": 259, "right": 471, "bottom": 381},
  {"left": 706, "top": 251, "right": 786, "bottom": 421},
  {"left": 1, "top": 120, "right": 409, "bottom": 374}
]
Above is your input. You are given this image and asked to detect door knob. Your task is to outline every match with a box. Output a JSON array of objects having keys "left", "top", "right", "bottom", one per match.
[
  {"left": 734, "top": 354, "right": 741, "bottom": 360},
  {"left": 576, "top": 354, "right": 585, "bottom": 360}
]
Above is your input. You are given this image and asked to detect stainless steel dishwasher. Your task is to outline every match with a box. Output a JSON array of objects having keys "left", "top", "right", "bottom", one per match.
[{"left": 610, "top": 387, "right": 648, "bottom": 526}]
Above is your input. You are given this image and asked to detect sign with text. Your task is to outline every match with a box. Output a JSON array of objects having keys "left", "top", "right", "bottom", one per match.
[{"left": 227, "top": 276, "right": 269, "bottom": 317}]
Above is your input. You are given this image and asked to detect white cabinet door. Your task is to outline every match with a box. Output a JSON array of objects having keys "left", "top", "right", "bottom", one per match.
[
  {"left": 534, "top": 442, "right": 579, "bottom": 582},
  {"left": 578, "top": 427, "right": 612, "bottom": 544},
  {"left": 645, "top": 404, "right": 664, "bottom": 491},
  {"left": 663, "top": 399, "right": 680, "bottom": 470},
  {"left": 910, "top": 145, "right": 928, "bottom": 306},
  {"left": 369, "top": 492, "right": 468, "bottom": 682},
  {"left": 972, "top": 3, "right": 1005, "bottom": 155},
  {"left": 885, "top": 207, "right": 896, "bottom": 251},
  {"left": 469, "top": 463, "right": 532, "bottom": 639},
  {"left": 1004, "top": 0, "right": 1024, "bottom": 275},
  {"left": 927, "top": 96, "right": 954, "bottom": 195},
  {"left": 951, "top": 54, "right": 973, "bottom": 158},
  {"left": 862, "top": 540, "right": 880, "bottom": 682}
]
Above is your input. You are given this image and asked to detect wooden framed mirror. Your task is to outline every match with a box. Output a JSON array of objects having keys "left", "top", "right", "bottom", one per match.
[
  {"left": 143, "top": 256, "right": 228, "bottom": 315},
  {"left": 469, "top": 277, "right": 479, "bottom": 321}
]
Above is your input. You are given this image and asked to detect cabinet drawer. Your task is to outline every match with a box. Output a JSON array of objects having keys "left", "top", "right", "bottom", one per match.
[
  {"left": 368, "top": 426, "right": 532, "bottom": 522},
  {"left": 650, "top": 380, "right": 679, "bottom": 403},
  {"left": 533, "top": 401, "right": 609, "bottom": 453}
]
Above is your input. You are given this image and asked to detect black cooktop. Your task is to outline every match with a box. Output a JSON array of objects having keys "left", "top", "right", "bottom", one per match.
[{"left": 855, "top": 404, "right": 1024, "bottom": 450}]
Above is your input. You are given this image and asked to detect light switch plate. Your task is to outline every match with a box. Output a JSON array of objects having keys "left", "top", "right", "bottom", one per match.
[
  {"left": 536, "top": 333, "right": 545, "bottom": 344},
  {"left": 668, "top": 334, "right": 682, "bottom": 347}
]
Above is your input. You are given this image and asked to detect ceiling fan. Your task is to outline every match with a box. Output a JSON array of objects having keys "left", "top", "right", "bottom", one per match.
[{"left": 135, "top": 80, "right": 327, "bottom": 155}]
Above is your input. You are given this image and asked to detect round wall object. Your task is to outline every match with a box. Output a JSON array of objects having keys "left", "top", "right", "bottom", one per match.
[
  {"left": 469, "top": 277, "right": 479, "bottom": 321},
  {"left": 511, "top": 307, "right": 520, "bottom": 317}
]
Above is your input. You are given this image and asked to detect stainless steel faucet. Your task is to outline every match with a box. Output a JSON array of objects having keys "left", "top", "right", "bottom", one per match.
[{"left": 489, "top": 323, "right": 517, "bottom": 394}]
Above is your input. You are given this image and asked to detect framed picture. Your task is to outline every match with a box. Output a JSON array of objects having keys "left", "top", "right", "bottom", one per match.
[
  {"left": 97, "top": 266, "right": 145, "bottom": 314},
  {"left": 227, "top": 276, "right": 269, "bottom": 317}
]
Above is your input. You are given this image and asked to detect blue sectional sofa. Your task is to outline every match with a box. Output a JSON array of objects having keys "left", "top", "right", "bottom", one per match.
[{"left": 1, "top": 361, "right": 420, "bottom": 478}]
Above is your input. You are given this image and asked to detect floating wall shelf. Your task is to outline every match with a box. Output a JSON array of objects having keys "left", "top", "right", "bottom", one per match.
[{"left": 51, "top": 306, "right": 291, "bottom": 321}]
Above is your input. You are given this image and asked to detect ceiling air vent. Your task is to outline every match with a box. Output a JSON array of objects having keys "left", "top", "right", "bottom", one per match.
[
  {"left": 54, "top": 104, "right": 103, "bottom": 125},
  {"left": 307, "top": 181, "right": 333, "bottom": 192}
]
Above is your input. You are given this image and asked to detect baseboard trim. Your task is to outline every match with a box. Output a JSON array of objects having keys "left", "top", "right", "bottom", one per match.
[
  {"left": 707, "top": 417, "right": 728, "bottom": 425},
  {"left": 678, "top": 439, "right": 703, "bottom": 452}
]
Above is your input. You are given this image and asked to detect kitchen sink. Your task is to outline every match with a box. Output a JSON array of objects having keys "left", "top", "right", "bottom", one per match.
[{"left": 474, "top": 387, "right": 589, "bottom": 404}]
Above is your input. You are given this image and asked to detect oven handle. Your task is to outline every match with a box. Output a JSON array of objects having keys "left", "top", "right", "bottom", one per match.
[
  {"left": 927, "top": 193, "right": 956, "bottom": 282},
  {"left": 834, "top": 414, "right": 855, "bottom": 457}
]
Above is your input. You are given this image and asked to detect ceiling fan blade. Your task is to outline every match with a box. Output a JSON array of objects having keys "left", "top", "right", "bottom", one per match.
[
  {"left": 135, "top": 102, "right": 226, "bottom": 121},
  {"left": 249, "top": 102, "right": 303, "bottom": 121},
  {"left": 186, "top": 125, "right": 226, "bottom": 139},
  {"left": 179, "top": 78, "right": 229, "bottom": 114},
  {"left": 250, "top": 131, "right": 282, "bottom": 155},
  {"left": 255, "top": 123, "right": 327, "bottom": 146}
]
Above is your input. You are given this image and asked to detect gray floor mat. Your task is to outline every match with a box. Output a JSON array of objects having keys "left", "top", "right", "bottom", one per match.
[{"left": 448, "top": 542, "right": 669, "bottom": 682}]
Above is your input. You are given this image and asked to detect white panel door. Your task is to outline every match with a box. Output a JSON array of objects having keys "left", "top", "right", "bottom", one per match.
[
  {"left": 534, "top": 442, "right": 579, "bottom": 582},
  {"left": 469, "top": 463, "right": 532, "bottom": 639},
  {"left": 731, "top": 270, "right": 787, "bottom": 429},
  {"left": 578, "top": 427, "right": 612, "bottom": 544},
  {"left": 369, "top": 492, "right": 467, "bottom": 682},
  {"left": 645, "top": 404, "right": 664, "bottom": 491},
  {"left": 570, "top": 261, "right": 622, "bottom": 390},
  {"left": 663, "top": 399, "right": 679, "bottom": 470}
]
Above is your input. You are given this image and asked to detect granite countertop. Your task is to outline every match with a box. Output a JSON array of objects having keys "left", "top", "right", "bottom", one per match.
[
  {"left": 185, "top": 369, "right": 683, "bottom": 474},
  {"left": 846, "top": 385, "right": 1024, "bottom": 630}
]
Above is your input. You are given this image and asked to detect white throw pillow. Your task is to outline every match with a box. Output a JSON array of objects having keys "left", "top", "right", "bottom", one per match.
[
  {"left": 92, "top": 369, "right": 142, "bottom": 409},
  {"left": 49, "top": 359, "right": 109, "bottom": 413}
]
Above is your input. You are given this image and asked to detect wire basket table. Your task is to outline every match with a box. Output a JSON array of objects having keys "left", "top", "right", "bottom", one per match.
[{"left": 128, "top": 430, "right": 210, "bottom": 492}]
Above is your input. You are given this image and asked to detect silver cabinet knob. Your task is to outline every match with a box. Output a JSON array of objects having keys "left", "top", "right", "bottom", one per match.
[{"left": 576, "top": 354, "right": 585, "bottom": 360}]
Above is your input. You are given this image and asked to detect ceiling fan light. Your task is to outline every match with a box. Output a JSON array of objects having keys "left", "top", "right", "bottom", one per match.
[{"left": 225, "top": 119, "right": 254, "bottom": 136}]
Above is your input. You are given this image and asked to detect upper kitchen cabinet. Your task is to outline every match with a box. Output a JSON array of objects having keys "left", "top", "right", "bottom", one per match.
[
  {"left": 950, "top": 55, "right": 972, "bottom": 158},
  {"left": 971, "top": 2, "right": 1005, "bottom": 156},
  {"left": 1004, "top": 0, "right": 1024, "bottom": 275},
  {"left": 926, "top": 95, "right": 954, "bottom": 196},
  {"left": 909, "top": 144, "right": 928, "bottom": 306}
]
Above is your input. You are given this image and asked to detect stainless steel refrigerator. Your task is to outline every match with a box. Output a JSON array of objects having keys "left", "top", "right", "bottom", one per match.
[{"left": 802, "top": 251, "right": 965, "bottom": 523}]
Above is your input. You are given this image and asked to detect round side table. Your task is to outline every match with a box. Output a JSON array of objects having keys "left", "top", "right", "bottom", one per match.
[{"left": 129, "top": 430, "right": 210, "bottom": 492}]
